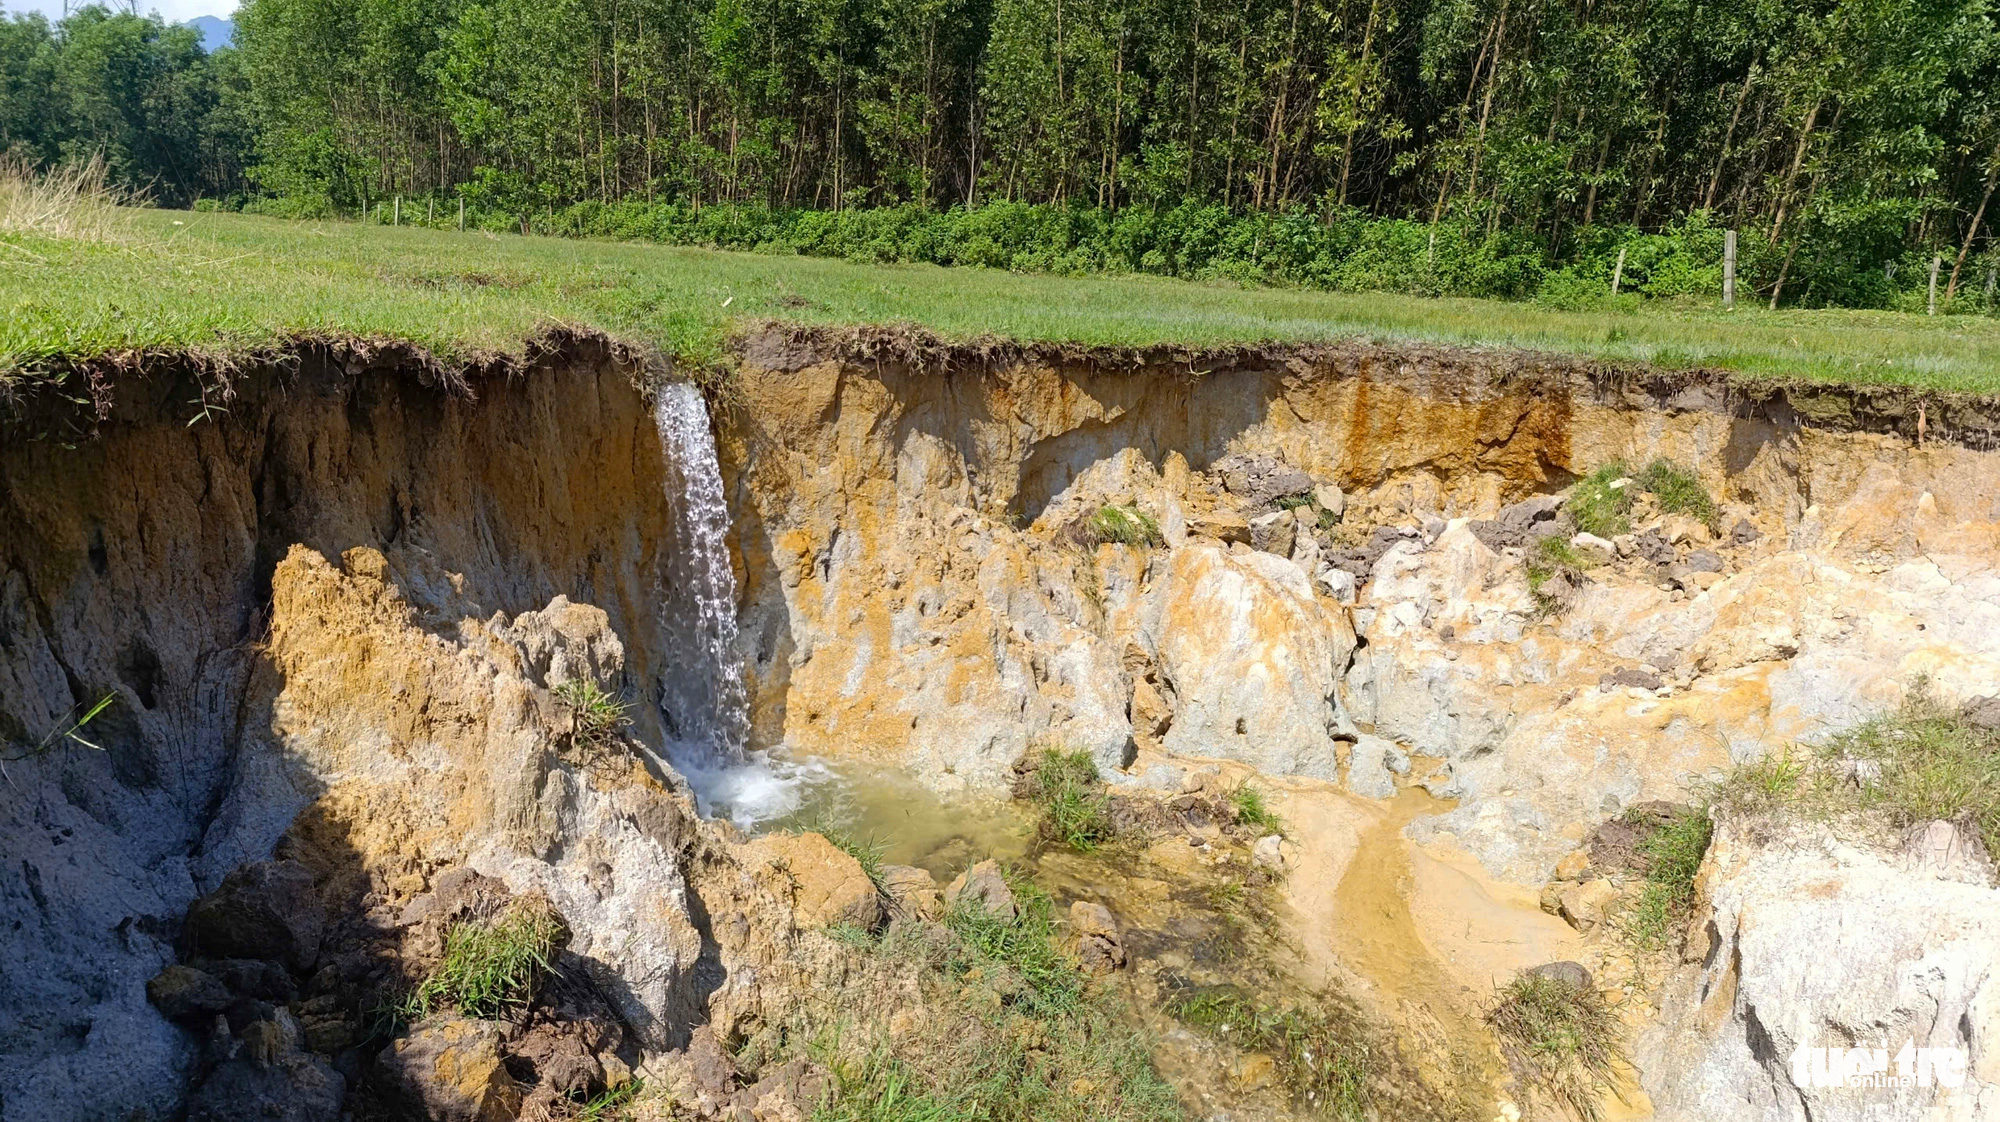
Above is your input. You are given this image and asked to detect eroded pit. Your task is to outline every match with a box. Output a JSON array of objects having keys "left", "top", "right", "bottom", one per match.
[{"left": 5, "top": 329, "right": 2000, "bottom": 1122}]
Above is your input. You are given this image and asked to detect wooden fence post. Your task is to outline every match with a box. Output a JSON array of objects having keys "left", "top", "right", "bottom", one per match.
[
  {"left": 1723, "top": 230, "right": 1737, "bottom": 309},
  {"left": 1610, "top": 247, "right": 1627, "bottom": 296},
  {"left": 393, "top": 196, "right": 401, "bottom": 227},
  {"left": 459, "top": 198, "right": 465, "bottom": 232},
  {"left": 1929, "top": 254, "right": 1942, "bottom": 315}
]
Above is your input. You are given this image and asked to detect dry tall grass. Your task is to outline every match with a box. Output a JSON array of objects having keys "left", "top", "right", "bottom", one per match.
[{"left": 0, "top": 156, "right": 126, "bottom": 240}]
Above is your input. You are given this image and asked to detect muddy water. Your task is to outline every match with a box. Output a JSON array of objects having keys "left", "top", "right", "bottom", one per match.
[{"left": 767, "top": 764, "right": 1036, "bottom": 876}]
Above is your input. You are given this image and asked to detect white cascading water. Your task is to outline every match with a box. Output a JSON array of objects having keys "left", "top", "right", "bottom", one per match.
[{"left": 653, "top": 381, "right": 823, "bottom": 824}]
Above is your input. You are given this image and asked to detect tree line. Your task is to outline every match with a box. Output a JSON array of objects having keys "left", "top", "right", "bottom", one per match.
[{"left": 3, "top": 0, "right": 1998, "bottom": 309}]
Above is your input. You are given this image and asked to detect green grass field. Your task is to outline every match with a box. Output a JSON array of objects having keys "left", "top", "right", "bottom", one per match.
[{"left": 6, "top": 208, "right": 2000, "bottom": 392}]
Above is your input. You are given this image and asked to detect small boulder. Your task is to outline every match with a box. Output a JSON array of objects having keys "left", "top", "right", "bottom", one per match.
[
  {"left": 732, "top": 1056, "right": 830, "bottom": 1122},
  {"left": 1684, "top": 549, "right": 1725, "bottom": 573},
  {"left": 184, "top": 860, "right": 325, "bottom": 972},
  {"left": 1963, "top": 696, "right": 2000, "bottom": 731},
  {"left": 1315, "top": 566, "right": 1357, "bottom": 604},
  {"left": 146, "top": 965, "right": 233, "bottom": 1022},
  {"left": 1729, "top": 518, "right": 1762, "bottom": 546},
  {"left": 944, "top": 859, "right": 1017, "bottom": 922},
  {"left": 1069, "top": 901, "right": 1125, "bottom": 975},
  {"left": 1213, "top": 454, "right": 1314, "bottom": 507},
  {"left": 1526, "top": 961, "right": 1594, "bottom": 991},
  {"left": 742, "top": 832, "right": 883, "bottom": 930},
  {"left": 1069, "top": 900, "right": 1118, "bottom": 940},
  {"left": 1630, "top": 528, "right": 1675, "bottom": 565},
  {"left": 1599, "top": 666, "right": 1664, "bottom": 692},
  {"left": 1186, "top": 510, "right": 1251, "bottom": 545},
  {"left": 200, "top": 957, "right": 297, "bottom": 1002},
  {"left": 510, "top": 1022, "right": 603, "bottom": 1098},
  {"left": 1251, "top": 834, "right": 1287, "bottom": 871},
  {"left": 879, "top": 864, "right": 942, "bottom": 921},
  {"left": 377, "top": 1017, "right": 524, "bottom": 1122},
  {"left": 186, "top": 1054, "right": 345, "bottom": 1122},
  {"left": 1570, "top": 532, "right": 1616, "bottom": 559},
  {"left": 1557, "top": 879, "right": 1622, "bottom": 933},
  {"left": 683, "top": 1023, "right": 741, "bottom": 1102},
  {"left": 1312, "top": 483, "right": 1346, "bottom": 521},
  {"left": 1248, "top": 510, "right": 1296, "bottom": 558},
  {"left": 1344, "top": 734, "right": 1399, "bottom": 800}
]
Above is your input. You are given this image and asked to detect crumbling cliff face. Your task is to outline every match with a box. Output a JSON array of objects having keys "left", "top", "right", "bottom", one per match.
[
  {"left": 6, "top": 327, "right": 2000, "bottom": 1120},
  {"left": 721, "top": 328, "right": 2000, "bottom": 860},
  {"left": 0, "top": 340, "right": 697, "bottom": 1119}
]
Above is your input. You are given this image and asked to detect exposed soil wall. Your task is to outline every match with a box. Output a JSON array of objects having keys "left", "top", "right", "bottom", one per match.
[
  {"left": 0, "top": 337, "right": 685, "bottom": 1119},
  {"left": 5, "top": 327, "right": 2000, "bottom": 1120}
]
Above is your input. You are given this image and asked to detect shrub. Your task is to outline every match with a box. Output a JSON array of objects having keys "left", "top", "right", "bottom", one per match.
[
  {"left": 1486, "top": 972, "right": 1623, "bottom": 1122},
  {"left": 1021, "top": 748, "right": 1114, "bottom": 852},
  {"left": 407, "top": 897, "right": 564, "bottom": 1021}
]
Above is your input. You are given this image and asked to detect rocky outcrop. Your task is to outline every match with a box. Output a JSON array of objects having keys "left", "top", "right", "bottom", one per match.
[
  {"left": 378, "top": 1017, "right": 525, "bottom": 1122},
  {"left": 1640, "top": 817, "right": 2000, "bottom": 1121},
  {"left": 1145, "top": 543, "right": 1355, "bottom": 779}
]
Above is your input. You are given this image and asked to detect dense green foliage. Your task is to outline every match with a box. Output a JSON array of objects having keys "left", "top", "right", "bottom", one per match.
[
  {"left": 0, "top": 7, "right": 248, "bottom": 206},
  {"left": 7, "top": 0, "right": 2000, "bottom": 309}
]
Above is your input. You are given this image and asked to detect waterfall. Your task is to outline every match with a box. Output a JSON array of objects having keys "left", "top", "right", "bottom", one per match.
[{"left": 654, "top": 381, "right": 750, "bottom": 767}]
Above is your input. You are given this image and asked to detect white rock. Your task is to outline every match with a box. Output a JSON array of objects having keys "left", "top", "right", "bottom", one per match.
[
  {"left": 1251, "top": 835, "right": 1286, "bottom": 870},
  {"left": 1344, "top": 734, "right": 1401, "bottom": 799},
  {"left": 1146, "top": 544, "right": 1355, "bottom": 780},
  {"left": 1641, "top": 819, "right": 2000, "bottom": 1121}
]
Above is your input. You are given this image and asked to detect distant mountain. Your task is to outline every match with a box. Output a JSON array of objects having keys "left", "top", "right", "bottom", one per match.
[{"left": 188, "top": 15, "right": 233, "bottom": 51}]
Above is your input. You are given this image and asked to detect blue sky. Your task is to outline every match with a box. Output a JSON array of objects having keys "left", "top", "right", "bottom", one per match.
[{"left": 6, "top": 1, "right": 235, "bottom": 19}]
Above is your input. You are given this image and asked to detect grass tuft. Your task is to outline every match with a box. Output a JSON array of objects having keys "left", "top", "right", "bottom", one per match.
[
  {"left": 1087, "top": 505, "right": 1163, "bottom": 548},
  {"left": 0, "top": 156, "right": 126, "bottom": 242},
  {"left": 1487, "top": 973, "right": 1623, "bottom": 1122},
  {"left": 1633, "top": 459, "right": 1718, "bottom": 529},
  {"left": 1229, "top": 783, "right": 1285, "bottom": 836},
  {"left": 553, "top": 678, "right": 631, "bottom": 748},
  {"left": 405, "top": 897, "right": 564, "bottom": 1022},
  {"left": 1710, "top": 683, "right": 2000, "bottom": 855},
  {"left": 1622, "top": 808, "right": 1714, "bottom": 951},
  {"left": 807, "top": 818, "right": 891, "bottom": 892},
  {"left": 1525, "top": 535, "right": 1596, "bottom": 617},
  {"left": 1020, "top": 748, "right": 1115, "bottom": 852},
  {"left": 941, "top": 875, "right": 1087, "bottom": 1018},
  {"left": 1170, "top": 988, "right": 1374, "bottom": 1119},
  {"left": 1567, "top": 464, "right": 1635, "bottom": 538}
]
